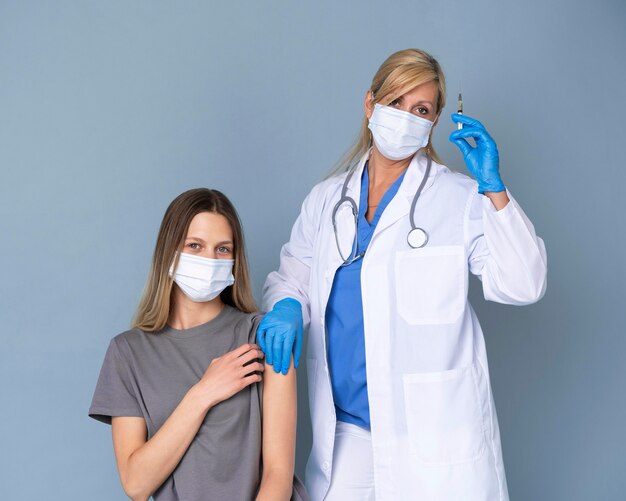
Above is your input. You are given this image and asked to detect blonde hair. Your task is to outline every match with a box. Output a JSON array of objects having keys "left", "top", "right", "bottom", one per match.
[
  {"left": 333, "top": 48, "right": 447, "bottom": 175},
  {"left": 133, "top": 188, "right": 257, "bottom": 332}
]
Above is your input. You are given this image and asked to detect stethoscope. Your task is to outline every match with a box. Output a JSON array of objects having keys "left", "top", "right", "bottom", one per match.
[{"left": 332, "top": 154, "right": 432, "bottom": 266}]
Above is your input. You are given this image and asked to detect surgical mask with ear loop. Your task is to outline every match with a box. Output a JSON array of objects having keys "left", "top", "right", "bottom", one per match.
[
  {"left": 367, "top": 103, "right": 434, "bottom": 161},
  {"left": 169, "top": 252, "right": 235, "bottom": 303}
]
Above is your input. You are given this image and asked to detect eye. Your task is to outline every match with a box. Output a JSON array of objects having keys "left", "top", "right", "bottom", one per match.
[
  {"left": 186, "top": 242, "right": 201, "bottom": 250},
  {"left": 217, "top": 246, "right": 232, "bottom": 254},
  {"left": 414, "top": 106, "right": 429, "bottom": 116},
  {"left": 389, "top": 99, "right": 401, "bottom": 107}
]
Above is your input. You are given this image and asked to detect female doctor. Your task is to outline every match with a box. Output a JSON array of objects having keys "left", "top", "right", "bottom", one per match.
[{"left": 257, "top": 48, "right": 547, "bottom": 500}]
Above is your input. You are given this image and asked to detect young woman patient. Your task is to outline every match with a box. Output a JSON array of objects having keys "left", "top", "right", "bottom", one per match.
[{"left": 89, "top": 188, "right": 301, "bottom": 501}]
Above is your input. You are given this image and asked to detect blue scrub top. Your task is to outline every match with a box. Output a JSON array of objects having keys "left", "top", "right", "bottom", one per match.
[{"left": 326, "top": 163, "right": 406, "bottom": 430}]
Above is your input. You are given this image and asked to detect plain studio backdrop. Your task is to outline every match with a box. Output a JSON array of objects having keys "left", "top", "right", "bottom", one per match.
[{"left": 1, "top": 1, "right": 624, "bottom": 499}]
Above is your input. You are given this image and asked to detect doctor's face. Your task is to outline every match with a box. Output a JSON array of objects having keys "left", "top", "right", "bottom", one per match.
[{"left": 366, "top": 80, "right": 440, "bottom": 124}]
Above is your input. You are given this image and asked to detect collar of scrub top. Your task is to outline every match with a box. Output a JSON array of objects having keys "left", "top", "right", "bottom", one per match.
[
  {"left": 339, "top": 148, "right": 437, "bottom": 203},
  {"left": 332, "top": 148, "right": 437, "bottom": 265}
]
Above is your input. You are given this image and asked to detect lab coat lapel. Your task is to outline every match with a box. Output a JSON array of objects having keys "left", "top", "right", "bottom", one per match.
[
  {"left": 331, "top": 153, "right": 369, "bottom": 268},
  {"left": 342, "top": 150, "right": 369, "bottom": 200},
  {"left": 371, "top": 151, "right": 436, "bottom": 240}
]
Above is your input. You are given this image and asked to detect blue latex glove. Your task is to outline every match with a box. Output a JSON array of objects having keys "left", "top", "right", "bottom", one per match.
[
  {"left": 257, "top": 298, "right": 304, "bottom": 375},
  {"left": 449, "top": 114, "right": 505, "bottom": 194}
]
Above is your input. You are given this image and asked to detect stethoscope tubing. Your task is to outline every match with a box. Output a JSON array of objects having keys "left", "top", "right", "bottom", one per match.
[{"left": 332, "top": 154, "right": 433, "bottom": 264}]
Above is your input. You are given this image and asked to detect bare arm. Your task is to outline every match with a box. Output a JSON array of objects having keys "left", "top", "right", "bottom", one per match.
[
  {"left": 112, "top": 343, "right": 264, "bottom": 501},
  {"left": 256, "top": 358, "right": 297, "bottom": 501}
]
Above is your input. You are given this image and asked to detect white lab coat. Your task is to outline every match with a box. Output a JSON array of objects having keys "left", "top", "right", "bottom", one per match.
[{"left": 263, "top": 151, "right": 547, "bottom": 501}]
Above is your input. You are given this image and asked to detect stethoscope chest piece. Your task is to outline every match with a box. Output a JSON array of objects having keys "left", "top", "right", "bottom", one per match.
[
  {"left": 334, "top": 153, "right": 433, "bottom": 259},
  {"left": 407, "top": 227, "right": 428, "bottom": 248}
]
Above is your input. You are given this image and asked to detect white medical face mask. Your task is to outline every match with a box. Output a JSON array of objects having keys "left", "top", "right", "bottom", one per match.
[
  {"left": 367, "top": 103, "right": 434, "bottom": 161},
  {"left": 169, "top": 252, "right": 235, "bottom": 303}
]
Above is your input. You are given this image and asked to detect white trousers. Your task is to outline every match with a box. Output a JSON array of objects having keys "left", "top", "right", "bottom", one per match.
[{"left": 324, "top": 422, "right": 375, "bottom": 501}]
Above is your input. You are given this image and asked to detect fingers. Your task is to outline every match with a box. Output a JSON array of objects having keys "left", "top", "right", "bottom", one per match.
[
  {"left": 293, "top": 327, "right": 303, "bottom": 370},
  {"left": 272, "top": 332, "right": 284, "bottom": 373},
  {"left": 242, "top": 361, "right": 265, "bottom": 377},
  {"left": 450, "top": 136, "right": 473, "bottom": 158},
  {"left": 257, "top": 321, "right": 286, "bottom": 361},
  {"left": 238, "top": 346, "right": 265, "bottom": 365},
  {"left": 280, "top": 333, "right": 294, "bottom": 375},
  {"left": 450, "top": 126, "right": 492, "bottom": 144},
  {"left": 241, "top": 371, "right": 263, "bottom": 387},
  {"left": 228, "top": 343, "right": 261, "bottom": 359},
  {"left": 256, "top": 326, "right": 267, "bottom": 353},
  {"left": 265, "top": 330, "right": 276, "bottom": 366},
  {"left": 256, "top": 314, "right": 284, "bottom": 352}
]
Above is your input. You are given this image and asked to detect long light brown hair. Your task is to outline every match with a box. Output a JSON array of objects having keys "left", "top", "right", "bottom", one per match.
[
  {"left": 332, "top": 48, "right": 447, "bottom": 175},
  {"left": 133, "top": 188, "right": 257, "bottom": 332}
]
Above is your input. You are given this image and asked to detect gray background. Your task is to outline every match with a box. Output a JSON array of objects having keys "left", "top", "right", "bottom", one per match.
[{"left": 1, "top": 1, "right": 624, "bottom": 499}]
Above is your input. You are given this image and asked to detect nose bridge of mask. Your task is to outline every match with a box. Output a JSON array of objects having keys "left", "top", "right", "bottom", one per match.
[
  {"left": 170, "top": 253, "right": 234, "bottom": 282},
  {"left": 172, "top": 251, "right": 232, "bottom": 269},
  {"left": 179, "top": 252, "right": 233, "bottom": 266},
  {"left": 372, "top": 104, "right": 433, "bottom": 135}
]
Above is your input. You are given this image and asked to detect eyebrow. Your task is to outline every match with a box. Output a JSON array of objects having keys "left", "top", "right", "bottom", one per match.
[
  {"left": 392, "top": 96, "right": 434, "bottom": 107},
  {"left": 185, "top": 237, "right": 234, "bottom": 246},
  {"left": 185, "top": 236, "right": 206, "bottom": 243}
]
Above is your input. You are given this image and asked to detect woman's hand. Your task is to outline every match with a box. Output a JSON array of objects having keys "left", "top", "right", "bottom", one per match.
[
  {"left": 257, "top": 298, "right": 304, "bottom": 375},
  {"left": 449, "top": 114, "right": 505, "bottom": 194},
  {"left": 193, "top": 343, "right": 264, "bottom": 409},
  {"left": 112, "top": 343, "right": 263, "bottom": 501}
]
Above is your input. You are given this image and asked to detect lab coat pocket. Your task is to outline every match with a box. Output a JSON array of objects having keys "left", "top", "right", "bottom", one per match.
[
  {"left": 395, "top": 245, "right": 466, "bottom": 325},
  {"left": 403, "top": 363, "right": 486, "bottom": 465}
]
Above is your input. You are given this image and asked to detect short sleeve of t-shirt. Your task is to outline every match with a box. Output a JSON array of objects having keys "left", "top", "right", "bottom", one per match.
[
  {"left": 89, "top": 337, "right": 143, "bottom": 424},
  {"left": 249, "top": 314, "right": 263, "bottom": 344}
]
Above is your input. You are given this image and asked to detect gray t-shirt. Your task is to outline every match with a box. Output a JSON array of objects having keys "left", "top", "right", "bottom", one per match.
[{"left": 89, "top": 306, "right": 263, "bottom": 501}]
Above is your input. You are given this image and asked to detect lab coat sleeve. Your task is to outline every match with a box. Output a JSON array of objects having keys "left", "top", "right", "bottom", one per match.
[
  {"left": 262, "top": 184, "right": 322, "bottom": 328},
  {"left": 465, "top": 187, "right": 547, "bottom": 305}
]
